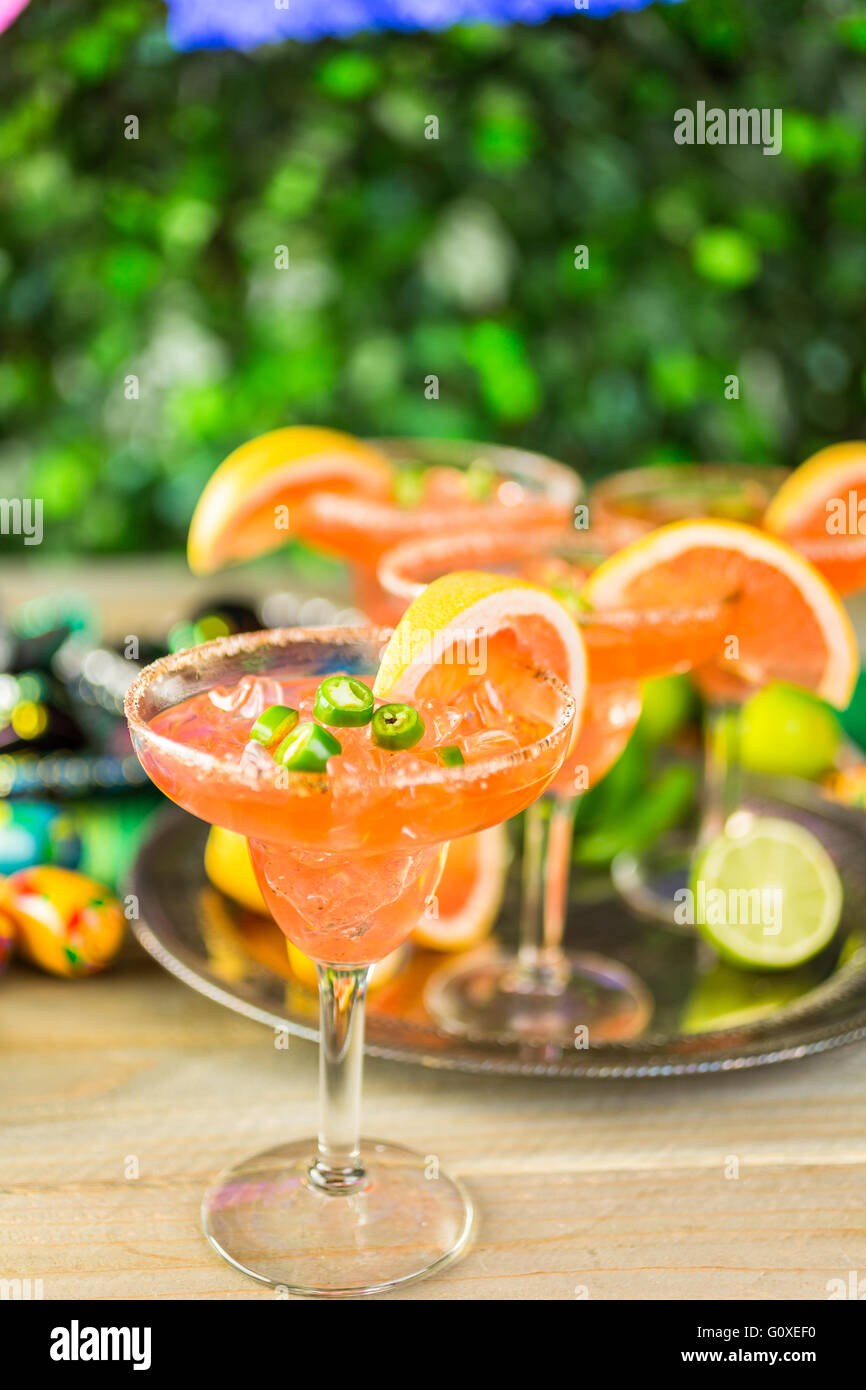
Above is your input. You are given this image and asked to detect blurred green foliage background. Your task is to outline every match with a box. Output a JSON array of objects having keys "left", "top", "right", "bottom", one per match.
[{"left": 1, "top": 0, "right": 865, "bottom": 554}]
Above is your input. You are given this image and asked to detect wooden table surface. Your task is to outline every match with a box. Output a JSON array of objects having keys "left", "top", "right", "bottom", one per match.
[{"left": 3, "top": 941, "right": 866, "bottom": 1302}]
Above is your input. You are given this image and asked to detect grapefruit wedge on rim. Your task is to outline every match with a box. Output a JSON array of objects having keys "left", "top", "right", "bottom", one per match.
[
  {"left": 581, "top": 519, "right": 858, "bottom": 708},
  {"left": 187, "top": 426, "right": 393, "bottom": 575},
  {"left": 764, "top": 442, "right": 866, "bottom": 595},
  {"left": 373, "top": 569, "right": 589, "bottom": 722},
  {"left": 764, "top": 442, "right": 866, "bottom": 537}
]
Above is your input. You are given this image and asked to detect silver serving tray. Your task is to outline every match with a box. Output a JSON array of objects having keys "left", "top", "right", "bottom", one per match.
[{"left": 131, "top": 777, "right": 866, "bottom": 1078}]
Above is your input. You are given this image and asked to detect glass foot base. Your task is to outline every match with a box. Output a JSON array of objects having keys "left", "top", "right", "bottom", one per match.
[
  {"left": 201, "top": 1139, "right": 473, "bottom": 1298},
  {"left": 611, "top": 835, "right": 693, "bottom": 930},
  {"left": 425, "top": 951, "right": 652, "bottom": 1047}
]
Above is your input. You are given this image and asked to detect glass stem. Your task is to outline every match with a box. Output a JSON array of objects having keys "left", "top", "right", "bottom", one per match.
[
  {"left": 308, "top": 964, "right": 371, "bottom": 1195},
  {"left": 700, "top": 700, "right": 742, "bottom": 845},
  {"left": 516, "top": 796, "right": 578, "bottom": 988}
]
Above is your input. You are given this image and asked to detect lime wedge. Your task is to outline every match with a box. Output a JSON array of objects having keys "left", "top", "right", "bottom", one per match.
[{"left": 691, "top": 814, "right": 843, "bottom": 970}]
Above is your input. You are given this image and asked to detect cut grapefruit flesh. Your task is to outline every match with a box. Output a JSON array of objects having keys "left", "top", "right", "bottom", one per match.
[
  {"left": 789, "top": 540, "right": 866, "bottom": 599},
  {"left": 411, "top": 824, "right": 509, "bottom": 951},
  {"left": 764, "top": 442, "right": 866, "bottom": 537},
  {"left": 582, "top": 519, "right": 858, "bottom": 709},
  {"left": 764, "top": 442, "right": 866, "bottom": 596},
  {"left": 187, "top": 426, "right": 393, "bottom": 574},
  {"left": 373, "top": 569, "right": 589, "bottom": 725}
]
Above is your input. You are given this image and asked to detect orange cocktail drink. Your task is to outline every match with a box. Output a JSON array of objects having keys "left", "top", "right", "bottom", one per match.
[
  {"left": 125, "top": 625, "right": 575, "bottom": 1297},
  {"left": 142, "top": 657, "right": 565, "bottom": 964},
  {"left": 763, "top": 443, "right": 866, "bottom": 597},
  {"left": 378, "top": 531, "right": 732, "bottom": 1045}
]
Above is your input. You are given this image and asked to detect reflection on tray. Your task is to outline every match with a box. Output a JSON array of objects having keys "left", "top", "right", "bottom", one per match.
[
  {"left": 192, "top": 881, "right": 866, "bottom": 1044},
  {"left": 196, "top": 885, "right": 457, "bottom": 1047},
  {"left": 132, "top": 795, "right": 866, "bottom": 1077}
]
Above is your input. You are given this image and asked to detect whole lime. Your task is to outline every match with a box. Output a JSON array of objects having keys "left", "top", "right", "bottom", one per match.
[
  {"left": 737, "top": 682, "right": 841, "bottom": 780},
  {"left": 637, "top": 673, "right": 698, "bottom": 745}
]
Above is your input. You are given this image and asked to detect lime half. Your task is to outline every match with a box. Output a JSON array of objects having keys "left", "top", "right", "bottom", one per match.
[{"left": 691, "top": 814, "right": 843, "bottom": 970}]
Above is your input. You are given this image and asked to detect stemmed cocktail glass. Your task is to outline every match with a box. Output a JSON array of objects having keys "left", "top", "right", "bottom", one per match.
[
  {"left": 125, "top": 625, "right": 575, "bottom": 1297},
  {"left": 378, "top": 531, "right": 732, "bottom": 1047},
  {"left": 591, "top": 463, "right": 788, "bottom": 542}
]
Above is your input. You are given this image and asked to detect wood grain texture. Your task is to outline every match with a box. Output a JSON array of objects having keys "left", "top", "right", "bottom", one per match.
[{"left": 2, "top": 944, "right": 865, "bottom": 1301}]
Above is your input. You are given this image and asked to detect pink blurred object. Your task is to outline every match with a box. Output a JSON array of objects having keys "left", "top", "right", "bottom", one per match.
[{"left": 0, "top": 0, "right": 29, "bottom": 35}]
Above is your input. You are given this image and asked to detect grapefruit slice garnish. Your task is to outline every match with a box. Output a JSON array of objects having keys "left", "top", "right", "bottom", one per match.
[
  {"left": 764, "top": 442, "right": 866, "bottom": 537},
  {"left": 764, "top": 443, "right": 866, "bottom": 595},
  {"left": 412, "top": 825, "right": 509, "bottom": 952},
  {"left": 187, "top": 426, "right": 394, "bottom": 574},
  {"left": 581, "top": 519, "right": 858, "bottom": 708},
  {"left": 373, "top": 569, "right": 589, "bottom": 723}
]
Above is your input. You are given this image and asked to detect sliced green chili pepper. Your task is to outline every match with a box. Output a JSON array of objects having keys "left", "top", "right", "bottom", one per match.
[
  {"left": 275, "top": 721, "right": 342, "bottom": 772},
  {"left": 436, "top": 745, "right": 465, "bottom": 767},
  {"left": 393, "top": 463, "right": 427, "bottom": 509},
  {"left": 250, "top": 704, "right": 299, "bottom": 749},
  {"left": 313, "top": 675, "right": 375, "bottom": 727},
  {"left": 548, "top": 582, "right": 592, "bottom": 619},
  {"left": 371, "top": 703, "right": 425, "bottom": 751},
  {"left": 463, "top": 462, "right": 496, "bottom": 502}
]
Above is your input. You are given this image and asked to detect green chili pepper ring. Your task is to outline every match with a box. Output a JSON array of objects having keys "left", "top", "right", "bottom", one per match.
[
  {"left": 250, "top": 704, "right": 299, "bottom": 749},
  {"left": 313, "top": 675, "right": 375, "bottom": 727},
  {"left": 276, "top": 721, "right": 342, "bottom": 772},
  {"left": 436, "top": 745, "right": 465, "bottom": 767},
  {"left": 371, "top": 702, "right": 425, "bottom": 751}
]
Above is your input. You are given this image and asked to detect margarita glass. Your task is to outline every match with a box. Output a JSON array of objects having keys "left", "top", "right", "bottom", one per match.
[
  {"left": 589, "top": 463, "right": 860, "bottom": 922},
  {"left": 124, "top": 625, "right": 575, "bottom": 1296},
  {"left": 296, "top": 437, "right": 582, "bottom": 623},
  {"left": 378, "top": 531, "right": 732, "bottom": 1045},
  {"left": 590, "top": 463, "right": 789, "bottom": 542}
]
